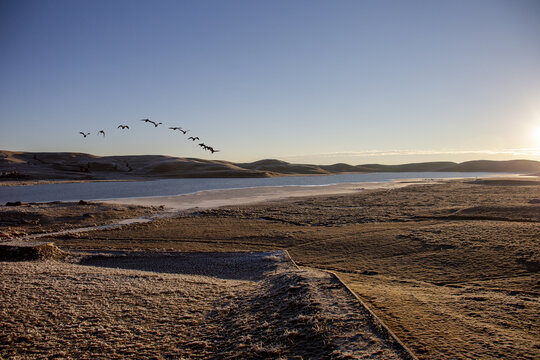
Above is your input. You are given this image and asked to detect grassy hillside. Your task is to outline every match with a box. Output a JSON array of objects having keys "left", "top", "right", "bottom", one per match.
[{"left": 2, "top": 150, "right": 540, "bottom": 180}]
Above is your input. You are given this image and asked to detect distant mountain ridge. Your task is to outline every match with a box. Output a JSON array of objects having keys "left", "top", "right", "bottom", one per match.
[{"left": 1, "top": 150, "right": 539, "bottom": 181}]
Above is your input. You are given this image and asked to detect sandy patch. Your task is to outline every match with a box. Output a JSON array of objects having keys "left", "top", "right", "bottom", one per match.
[{"left": 102, "top": 181, "right": 420, "bottom": 210}]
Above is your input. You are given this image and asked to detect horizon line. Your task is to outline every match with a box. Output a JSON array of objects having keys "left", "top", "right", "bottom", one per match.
[{"left": 2, "top": 149, "right": 540, "bottom": 167}]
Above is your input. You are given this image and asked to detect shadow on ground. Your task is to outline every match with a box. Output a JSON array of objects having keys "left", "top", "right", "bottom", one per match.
[{"left": 79, "top": 251, "right": 280, "bottom": 281}]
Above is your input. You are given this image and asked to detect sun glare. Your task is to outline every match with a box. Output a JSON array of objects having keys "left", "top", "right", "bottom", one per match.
[{"left": 534, "top": 125, "right": 540, "bottom": 146}]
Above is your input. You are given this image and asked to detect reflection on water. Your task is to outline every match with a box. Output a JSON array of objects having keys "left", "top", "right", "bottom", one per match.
[{"left": 0, "top": 172, "right": 503, "bottom": 203}]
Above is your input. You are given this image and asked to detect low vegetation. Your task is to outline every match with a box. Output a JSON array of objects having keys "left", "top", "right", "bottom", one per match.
[{"left": 1, "top": 179, "right": 539, "bottom": 359}]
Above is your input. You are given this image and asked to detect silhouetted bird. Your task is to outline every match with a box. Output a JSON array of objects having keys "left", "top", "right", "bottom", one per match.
[
  {"left": 170, "top": 127, "right": 188, "bottom": 134},
  {"left": 142, "top": 119, "right": 161, "bottom": 127},
  {"left": 198, "top": 143, "right": 207, "bottom": 149},
  {"left": 118, "top": 125, "right": 129, "bottom": 129},
  {"left": 188, "top": 136, "right": 199, "bottom": 141},
  {"left": 79, "top": 132, "right": 90, "bottom": 138},
  {"left": 207, "top": 146, "right": 219, "bottom": 154},
  {"left": 98, "top": 130, "right": 105, "bottom": 137}
]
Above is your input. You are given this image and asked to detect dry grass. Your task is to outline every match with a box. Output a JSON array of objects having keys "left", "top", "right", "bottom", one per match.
[
  {"left": 339, "top": 272, "right": 539, "bottom": 359},
  {"left": 0, "top": 201, "right": 158, "bottom": 240},
  {"left": 1, "top": 252, "right": 409, "bottom": 359},
  {"left": 2, "top": 178, "right": 539, "bottom": 359},
  {"left": 1, "top": 258, "right": 241, "bottom": 359}
]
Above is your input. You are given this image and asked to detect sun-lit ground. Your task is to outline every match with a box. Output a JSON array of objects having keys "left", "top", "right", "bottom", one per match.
[
  {"left": 1, "top": 178, "right": 539, "bottom": 359},
  {"left": 1, "top": 252, "right": 412, "bottom": 359}
]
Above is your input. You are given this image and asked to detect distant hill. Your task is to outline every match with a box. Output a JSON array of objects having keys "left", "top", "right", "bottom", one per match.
[
  {"left": 357, "top": 161, "right": 458, "bottom": 172},
  {"left": 440, "top": 160, "right": 540, "bottom": 173},
  {"left": 1, "top": 150, "right": 539, "bottom": 181},
  {"left": 0, "top": 151, "right": 269, "bottom": 180},
  {"left": 239, "top": 159, "right": 330, "bottom": 175},
  {"left": 240, "top": 159, "right": 540, "bottom": 175}
]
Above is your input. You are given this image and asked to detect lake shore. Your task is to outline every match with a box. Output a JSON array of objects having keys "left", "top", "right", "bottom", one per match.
[
  {"left": 0, "top": 179, "right": 144, "bottom": 187},
  {"left": 102, "top": 179, "right": 430, "bottom": 210}
]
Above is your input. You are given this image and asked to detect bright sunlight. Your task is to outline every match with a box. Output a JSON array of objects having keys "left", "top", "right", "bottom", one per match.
[{"left": 533, "top": 123, "right": 540, "bottom": 147}]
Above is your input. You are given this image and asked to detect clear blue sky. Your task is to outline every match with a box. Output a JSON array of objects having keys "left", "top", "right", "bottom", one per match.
[{"left": 1, "top": 0, "right": 539, "bottom": 164}]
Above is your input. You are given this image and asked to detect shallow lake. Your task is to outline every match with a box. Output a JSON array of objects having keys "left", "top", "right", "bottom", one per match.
[{"left": 0, "top": 172, "right": 504, "bottom": 203}]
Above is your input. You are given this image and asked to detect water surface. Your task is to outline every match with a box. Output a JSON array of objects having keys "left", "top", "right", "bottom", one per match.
[{"left": 0, "top": 172, "right": 503, "bottom": 203}]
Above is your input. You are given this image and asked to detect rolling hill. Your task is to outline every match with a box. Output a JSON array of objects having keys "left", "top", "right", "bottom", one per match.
[{"left": 1, "top": 150, "right": 539, "bottom": 181}]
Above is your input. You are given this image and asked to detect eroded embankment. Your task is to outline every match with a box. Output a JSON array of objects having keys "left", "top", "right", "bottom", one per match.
[{"left": 1, "top": 250, "right": 413, "bottom": 359}]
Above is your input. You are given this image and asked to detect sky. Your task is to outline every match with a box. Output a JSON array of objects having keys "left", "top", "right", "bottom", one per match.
[{"left": 1, "top": 0, "right": 540, "bottom": 165}]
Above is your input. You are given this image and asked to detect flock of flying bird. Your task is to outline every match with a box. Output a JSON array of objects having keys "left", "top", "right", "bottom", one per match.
[{"left": 79, "top": 118, "right": 220, "bottom": 154}]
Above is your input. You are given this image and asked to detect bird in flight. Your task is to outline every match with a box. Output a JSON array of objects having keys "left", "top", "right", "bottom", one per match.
[
  {"left": 142, "top": 119, "right": 161, "bottom": 127},
  {"left": 188, "top": 136, "right": 199, "bottom": 141},
  {"left": 198, "top": 143, "right": 219, "bottom": 153},
  {"left": 98, "top": 130, "right": 106, "bottom": 137},
  {"left": 118, "top": 125, "right": 129, "bottom": 129},
  {"left": 170, "top": 127, "right": 188, "bottom": 134},
  {"left": 79, "top": 132, "right": 90, "bottom": 138}
]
